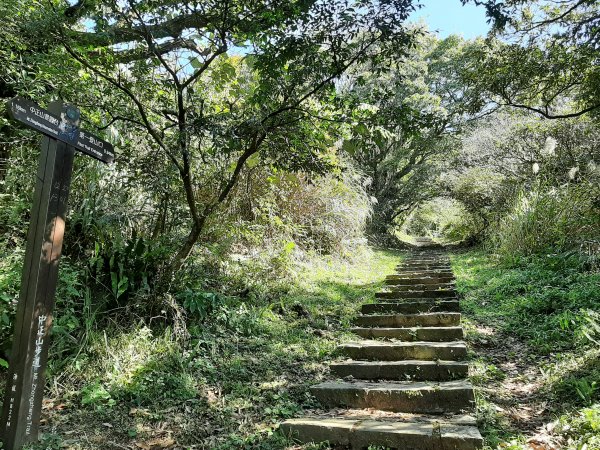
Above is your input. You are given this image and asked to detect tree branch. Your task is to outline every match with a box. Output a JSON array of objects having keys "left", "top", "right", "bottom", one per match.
[
  {"left": 62, "top": 42, "right": 183, "bottom": 172},
  {"left": 503, "top": 101, "right": 600, "bottom": 119},
  {"left": 97, "top": 114, "right": 145, "bottom": 131},
  {"left": 261, "top": 35, "right": 381, "bottom": 125}
]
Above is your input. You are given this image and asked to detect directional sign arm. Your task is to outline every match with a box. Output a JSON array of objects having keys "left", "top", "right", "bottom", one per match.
[{"left": 6, "top": 97, "right": 115, "bottom": 164}]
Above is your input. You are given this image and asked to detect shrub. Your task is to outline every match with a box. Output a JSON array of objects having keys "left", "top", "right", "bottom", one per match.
[
  {"left": 491, "top": 183, "right": 600, "bottom": 258},
  {"left": 222, "top": 167, "right": 372, "bottom": 257}
]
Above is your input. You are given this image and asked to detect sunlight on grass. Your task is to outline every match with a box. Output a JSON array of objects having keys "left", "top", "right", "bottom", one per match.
[
  {"left": 29, "top": 249, "right": 404, "bottom": 449},
  {"left": 452, "top": 249, "right": 600, "bottom": 450}
]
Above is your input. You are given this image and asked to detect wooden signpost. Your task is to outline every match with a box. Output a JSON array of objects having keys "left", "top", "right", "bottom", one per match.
[{"left": 1, "top": 97, "right": 114, "bottom": 449}]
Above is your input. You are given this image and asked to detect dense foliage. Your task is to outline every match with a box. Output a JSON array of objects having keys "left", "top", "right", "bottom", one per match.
[{"left": 0, "top": 0, "right": 599, "bottom": 448}]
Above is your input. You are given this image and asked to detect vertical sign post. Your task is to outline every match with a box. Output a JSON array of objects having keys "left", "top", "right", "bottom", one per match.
[{"left": 1, "top": 97, "right": 114, "bottom": 449}]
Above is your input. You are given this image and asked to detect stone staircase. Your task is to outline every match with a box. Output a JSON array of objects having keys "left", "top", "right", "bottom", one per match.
[{"left": 281, "top": 243, "right": 483, "bottom": 449}]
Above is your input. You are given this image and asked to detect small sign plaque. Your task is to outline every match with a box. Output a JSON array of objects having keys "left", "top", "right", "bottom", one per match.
[{"left": 7, "top": 97, "right": 114, "bottom": 164}]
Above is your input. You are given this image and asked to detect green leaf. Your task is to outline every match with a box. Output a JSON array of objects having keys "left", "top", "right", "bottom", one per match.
[
  {"left": 110, "top": 272, "right": 118, "bottom": 297},
  {"left": 189, "top": 57, "right": 202, "bottom": 69},
  {"left": 117, "top": 276, "right": 129, "bottom": 299},
  {"left": 341, "top": 140, "right": 358, "bottom": 155}
]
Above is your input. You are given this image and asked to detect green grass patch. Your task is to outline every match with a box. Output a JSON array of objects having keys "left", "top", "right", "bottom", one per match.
[
  {"left": 452, "top": 249, "right": 600, "bottom": 449},
  {"left": 452, "top": 250, "right": 600, "bottom": 353},
  {"left": 14, "top": 248, "right": 403, "bottom": 449}
]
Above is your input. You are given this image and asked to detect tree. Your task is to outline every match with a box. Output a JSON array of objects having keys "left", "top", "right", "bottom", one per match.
[
  {"left": 28, "top": 0, "right": 418, "bottom": 277},
  {"left": 0, "top": 0, "right": 55, "bottom": 184},
  {"left": 440, "top": 108, "right": 600, "bottom": 243},
  {"left": 462, "top": 0, "right": 600, "bottom": 119},
  {"left": 341, "top": 34, "right": 479, "bottom": 235}
]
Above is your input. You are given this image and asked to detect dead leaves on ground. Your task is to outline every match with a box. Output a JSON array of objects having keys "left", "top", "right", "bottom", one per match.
[{"left": 134, "top": 436, "right": 176, "bottom": 450}]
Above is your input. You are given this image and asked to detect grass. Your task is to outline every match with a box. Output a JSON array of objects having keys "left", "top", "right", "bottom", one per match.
[
  {"left": 1, "top": 248, "right": 403, "bottom": 450},
  {"left": 451, "top": 249, "right": 600, "bottom": 450},
  {"left": 5, "top": 245, "right": 598, "bottom": 449}
]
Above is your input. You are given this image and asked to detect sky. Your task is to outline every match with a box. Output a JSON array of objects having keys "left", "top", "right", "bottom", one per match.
[{"left": 410, "top": 0, "right": 491, "bottom": 39}]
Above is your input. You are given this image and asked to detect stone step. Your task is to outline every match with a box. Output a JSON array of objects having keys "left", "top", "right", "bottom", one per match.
[
  {"left": 399, "top": 259, "right": 449, "bottom": 263},
  {"left": 376, "top": 290, "right": 457, "bottom": 299},
  {"left": 331, "top": 360, "right": 469, "bottom": 381},
  {"left": 390, "top": 279, "right": 455, "bottom": 285},
  {"left": 361, "top": 300, "right": 460, "bottom": 315},
  {"left": 395, "top": 270, "right": 454, "bottom": 276},
  {"left": 355, "top": 312, "right": 461, "bottom": 328},
  {"left": 402, "top": 263, "right": 449, "bottom": 267},
  {"left": 403, "top": 260, "right": 449, "bottom": 264},
  {"left": 338, "top": 340, "right": 467, "bottom": 361},
  {"left": 393, "top": 278, "right": 455, "bottom": 284},
  {"left": 397, "top": 264, "right": 451, "bottom": 268},
  {"left": 401, "top": 261, "right": 449, "bottom": 265},
  {"left": 375, "top": 297, "right": 458, "bottom": 304},
  {"left": 385, "top": 283, "right": 456, "bottom": 292},
  {"left": 310, "top": 380, "right": 475, "bottom": 413},
  {"left": 402, "top": 265, "right": 449, "bottom": 267},
  {"left": 400, "top": 258, "right": 448, "bottom": 261},
  {"left": 398, "top": 258, "right": 450, "bottom": 266},
  {"left": 388, "top": 284, "right": 456, "bottom": 292},
  {"left": 351, "top": 326, "right": 464, "bottom": 341},
  {"left": 391, "top": 269, "right": 452, "bottom": 272},
  {"left": 281, "top": 417, "right": 483, "bottom": 449},
  {"left": 386, "top": 277, "right": 455, "bottom": 286},
  {"left": 385, "top": 292, "right": 458, "bottom": 300}
]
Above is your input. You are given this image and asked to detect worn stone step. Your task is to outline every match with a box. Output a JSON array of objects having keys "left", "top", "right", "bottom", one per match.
[
  {"left": 338, "top": 340, "right": 467, "bottom": 361},
  {"left": 393, "top": 278, "right": 454, "bottom": 284},
  {"left": 398, "top": 256, "right": 450, "bottom": 265},
  {"left": 399, "top": 269, "right": 451, "bottom": 272},
  {"left": 395, "top": 274, "right": 454, "bottom": 280},
  {"left": 386, "top": 277, "right": 455, "bottom": 286},
  {"left": 361, "top": 300, "right": 460, "bottom": 315},
  {"left": 401, "top": 260, "right": 449, "bottom": 263},
  {"left": 385, "top": 292, "right": 458, "bottom": 300},
  {"left": 385, "top": 283, "right": 456, "bottom": 292},
  {"left": 375, "top": 297, "right": 457, "bottom": 304},
  {"left": 400, "top": 260, "right": 449, "bottom": 263},
  {"left": 355, "top": 312, "right": 461, "bottom": 328},
  {"left": 331, "top": 360, "right": 469, "bottom": 381},
  {"left": 281, "top": 417, "right": 483, "bottom": 449},
  {"left": 310, "top": 380, "right": 475, "bottom": 413},
  {"left": 377, "top": 290, "right": 457, "bottom": 300},
  {"left": 402, "top": 264, "right": 449, "bottom": 267},
  {"left": 395, "top": 270, "right": 454, "bottom": 276},
  {"left": 397, "top": 264, "right": 451, "bottom": 268},
  {"left": 401, "top": 257, "right": 448, "bottom": 261},
  {"left": 351, "top": 326, "right": 464, "bottom": 341},
  {"left": 401, "top": 261, "right": 449, "bottom": 265},
  {"left": 389, "top": 284, "right": 456, "bottom": 292}
]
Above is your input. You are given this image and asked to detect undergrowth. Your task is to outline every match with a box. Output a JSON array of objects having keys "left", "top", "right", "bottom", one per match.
[
  {"left": 1, "top": 248, "right": 402, "bottom": 449},
  {"left": 452, "top": 249, "right": 600, "bottom": 450}
]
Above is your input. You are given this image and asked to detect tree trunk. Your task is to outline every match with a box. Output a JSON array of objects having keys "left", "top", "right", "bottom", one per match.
[
  {"left": 168, "top": 219, "right": 204, "bottom": 276},
  {"left": 151, "top": 193, "right": 170, "bottom": 239}
]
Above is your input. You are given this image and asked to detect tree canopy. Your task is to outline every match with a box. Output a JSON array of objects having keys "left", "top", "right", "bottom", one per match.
[
  {"left": 463, "top": 0, "right": 600, "bottom": 119},
  {"left": 1, "top": 2, "right": 599, "bottom": 448}
]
